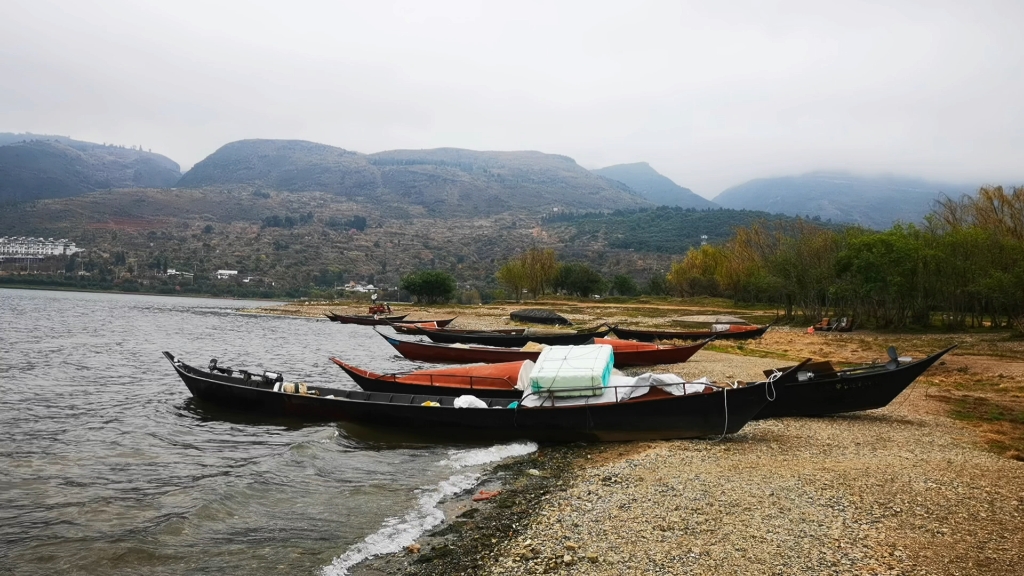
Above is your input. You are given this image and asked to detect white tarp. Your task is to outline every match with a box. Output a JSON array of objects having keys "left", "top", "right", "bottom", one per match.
[{"left": 519, "top": 373, "right": 713, "bottom": 407}]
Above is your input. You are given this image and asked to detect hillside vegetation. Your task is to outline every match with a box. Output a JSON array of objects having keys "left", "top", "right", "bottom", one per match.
[
  {"left": 544, "top": 206, "right": 822, "bottom": 254},
  {"left": 0, "top": 186, "right": 673, "bottom": 295},
  {"left": 713, "top": 172, "right": 974, "bottom": 229},
  {"left": 592, "top": 162, "right": 717, "bottom": 209},
  {"left": 177, "top": 140, "right": 649, "bottom": 215},
  {"left": 0, "top": 134, "right": 181, "bottom": 203}
]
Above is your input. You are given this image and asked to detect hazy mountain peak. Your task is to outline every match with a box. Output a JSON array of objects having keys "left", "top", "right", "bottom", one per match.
[
  {"left": 0, "top": 135, "right": 181, "bottom": 203},
  {"left": 591, "top": 162, "right": 717, "bottom": 209},
  {"left": 713, "top": 172, "right": 976, "bottom": 228}
]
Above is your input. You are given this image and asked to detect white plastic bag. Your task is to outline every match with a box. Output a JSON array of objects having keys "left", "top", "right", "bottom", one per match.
[{"left": 453, "top": 395, "right": 488, "bottom": 409}]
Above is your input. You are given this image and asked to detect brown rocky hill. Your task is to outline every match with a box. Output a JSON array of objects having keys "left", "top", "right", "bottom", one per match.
[
  {"left": 177, "top": 140, "right": 649, "bottom": 216},
  {"left": 0, "top": 187, "right": 672, "bottom": 289},
  {"left": 0, "top": 136, "right": 181, "bottom": 203}
]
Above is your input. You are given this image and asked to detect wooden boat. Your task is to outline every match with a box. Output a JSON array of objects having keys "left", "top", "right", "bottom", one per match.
[
  {"left": 612, "top": 323, "right": 770, "bottom": 343},
  {"left": 163, "top": 352, "right": 770, "bottom": 441},
  {"left": 377, "top": 332, "right": 711, "bottom": 368},
  {"left": 390, "top": 319, "right": 457, "bottom": 334},
  {"left": 334, "top": 358, "right": 527, "bottom": 399},
  {"left": 810, "top": 317, "right": 854, "bottom": 332},
  {"left": 414, "top": 324, "right": 613, "bottom": 347},
  {"left": 324, "top": 312, "right": 409, "bottom": 325},
  {"left": 510, "top": 308, "right": 572, "bottom": 326},
  {"left": 390, "top": 317, "right": 457, "bottom": 326},
  {"left": 753, "top": 345, "right": 956, "bottom": 418}
]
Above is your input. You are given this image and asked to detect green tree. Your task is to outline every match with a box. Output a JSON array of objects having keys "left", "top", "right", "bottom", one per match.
[
  {"left": 522, "top": 247, "right": 558, "bottom": 298},
  {"left": 399, "top": 270, "right": 457, "bottom": 303},
  {"left": 610, "top": 274, "right": 639, "bottom": 297},
  {"left": 553, "top": 262, "right": 606, "bottom": 297},
  {"left": 643, "top": 275, "right": 669, "bottom": 296},
  {"left": 496, "top": 259, "right": 528, "bottom": 302}
]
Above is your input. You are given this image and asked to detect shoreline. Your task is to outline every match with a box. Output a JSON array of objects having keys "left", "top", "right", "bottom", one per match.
[
  {"left": 351, "top": 444, "right": 593, "bottom": 576},
  {"left": 0, "top": 284, "right": 287, "bottom": 302}
]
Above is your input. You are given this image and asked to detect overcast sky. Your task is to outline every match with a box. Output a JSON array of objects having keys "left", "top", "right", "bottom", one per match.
[{"left": 2, "top": 0, "right": 1022, "bottom": 198}]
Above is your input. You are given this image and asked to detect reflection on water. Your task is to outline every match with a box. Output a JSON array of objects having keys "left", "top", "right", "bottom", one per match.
[{"left": 0, "top": 289, "right": 532, "bottom": 576}]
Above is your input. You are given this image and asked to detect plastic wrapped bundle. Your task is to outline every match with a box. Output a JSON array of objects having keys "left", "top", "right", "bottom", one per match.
[{"left": 528, "top": 344, "right": 614, "bottom": 397}]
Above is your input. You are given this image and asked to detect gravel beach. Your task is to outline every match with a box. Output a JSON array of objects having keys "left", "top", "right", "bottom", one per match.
[{"left": 478, "top": 395, "right": 1024, "bottom": 575}]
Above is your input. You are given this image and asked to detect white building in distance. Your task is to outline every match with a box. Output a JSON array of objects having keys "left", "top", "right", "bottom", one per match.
[
  {"left": 215, "top": 270, "right": 238, "bottom": 280},
  {"left": 0, "top": 237, "right": 83, "bottom": 260}
]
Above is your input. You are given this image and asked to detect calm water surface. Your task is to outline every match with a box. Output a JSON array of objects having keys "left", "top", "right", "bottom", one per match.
[{"left": 0, "top": 289, "right": 534, "bottom": 575}]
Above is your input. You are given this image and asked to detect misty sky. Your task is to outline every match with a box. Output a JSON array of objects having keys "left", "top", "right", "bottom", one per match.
[{"left": 2, "top": 0, "right": 1022, "bottom": 198}]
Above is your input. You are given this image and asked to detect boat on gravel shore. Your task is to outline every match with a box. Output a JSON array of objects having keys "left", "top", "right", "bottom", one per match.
[
  {"left": 163, "top": 351, "right": 770, "bottom": 441},
  {"left": 377, "top": 331, "right": 712, "bottom": 368},
  {"left": 339, "top": 343, "right": 955, "bottom": 420},
  {"left": 324, "top": 312, "right": 409, "bottom": 325},
  {"left": 611, "top": 323, "right": 771, "bottom": 342},
  {"left": 389, "top": 318, "right": 457, "bottom": 334},
  {"left": 412, "top": 324, "right": 613, "bottom": 347},
  {"left": 754, "top": 345, "right": 956, "bottom": 418}
]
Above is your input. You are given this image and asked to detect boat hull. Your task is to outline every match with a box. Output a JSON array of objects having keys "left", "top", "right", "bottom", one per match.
[
  {"left": 327, "top": 313, "right": 409, "bottom": 326},
  {"left": 418, "top": 326, "right": 612, "bottom": 347},
  {"left": 612, "top": 324, "right": 770, "bottom": 343},
  {"left": 755, "top": 346, "right": 955, "bottom": 418},
  {"left": 379, "top": 333, "right": 709, "bottom": 368},
  {"left": 164, "top": 352, "right": 768, "bottom": 442}
]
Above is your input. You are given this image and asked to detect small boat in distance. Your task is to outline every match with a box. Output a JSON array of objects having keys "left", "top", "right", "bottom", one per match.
[
  {"left": 414, "top": 324, "right": 613, "bottom": 347},
  {"left": 509, "top": 308, "right": 572, "bottom": 326},
  {"left": 612, "top": 323, "right": 770, "bottom": 343},
  {"left": 324, "top": 312, "right": 409, "bottom": 326},
  {"left": 389, "top": 318, "right": 457, "bottom": 333}
]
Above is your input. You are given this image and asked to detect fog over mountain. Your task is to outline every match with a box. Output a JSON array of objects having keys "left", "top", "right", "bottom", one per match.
[
  {"left": 592, "top": 162, "right": 717, "bottom": 209},
  {"left": 2, "top": 1, "right": 1023, "bottom": 198},
  {"left": 713, "top": 172, "right": 977, "bottom": 229}
]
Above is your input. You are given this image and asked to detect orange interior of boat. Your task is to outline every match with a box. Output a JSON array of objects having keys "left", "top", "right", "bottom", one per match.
[{"left": 591, "top": 338, "right": 660, "bottom": 352}]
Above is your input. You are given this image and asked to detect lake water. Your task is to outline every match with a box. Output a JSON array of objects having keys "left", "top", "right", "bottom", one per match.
[{"left": 0, "top": 289, "right": 535, "bottom": 575}]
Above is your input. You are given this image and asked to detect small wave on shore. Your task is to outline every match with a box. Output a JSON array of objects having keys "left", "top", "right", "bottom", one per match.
[{"left": 320, "top": 441, "right": 537, "bottom": 576}]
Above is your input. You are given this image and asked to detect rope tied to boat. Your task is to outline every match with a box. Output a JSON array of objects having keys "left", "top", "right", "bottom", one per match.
[
  {"left": 712, "top": 386, "right": 729, "bottom": 442},
  {"left": 765, "top": 369, "right": 782, "bottom": 402}
]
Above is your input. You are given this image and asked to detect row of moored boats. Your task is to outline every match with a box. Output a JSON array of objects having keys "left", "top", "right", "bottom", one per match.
[{"left": 164, "top": 309, "right": 954, "bottom": 442}]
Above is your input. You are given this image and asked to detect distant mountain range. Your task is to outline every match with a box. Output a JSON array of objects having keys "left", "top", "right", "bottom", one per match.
[
  {"left": 713, "top": 172, "right": 977, "bottom": 229},
  {"left": 178, "top": 140, "right": 648, "bottom": 215},
  {"left": 0, "top": 133, "right": 181, "bottom": 203},
  {"left": 1, "top": 132, "right": 997, "bottom": 227},
  {"left": 591, "top": 162, "right": 717, "bottom": 209}
]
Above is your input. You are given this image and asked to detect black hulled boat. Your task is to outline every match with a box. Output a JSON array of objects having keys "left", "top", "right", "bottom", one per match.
[
  {"left": 163, "top": 352, "right": 769, "bottom": 442},
  {"left": 755, "top": 345, "right": 956, "bottom": 419},
  {"left": 414, "top": 324, "right": 612, "bottom": 347}
]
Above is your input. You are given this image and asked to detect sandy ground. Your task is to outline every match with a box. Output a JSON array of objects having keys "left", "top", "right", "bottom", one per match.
[{"left": 250, "top": 300, "right": 1024, "bottom": 575}]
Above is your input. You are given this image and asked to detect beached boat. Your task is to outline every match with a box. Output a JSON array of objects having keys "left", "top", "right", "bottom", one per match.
[
  {"left": 612, "top": 323, "right": 770, "bottom": 342},
  {"left": 390, "top": 317, "right": 457, "bottom": 327},
  {"left": 754, "top": 345, "right": 956, "bottom": 418},
  {"left": 377, "top": 332, "right": 711, "bottom": 368},
  {"left": 414, "top": 324, "right": 613, "bottom": 347},
  {"left": 163, "top": 352, "right": 770, "bottom": 441},
  {"left": 509, "top": 308, "right": 572, "bottom": 326},
  {"left": 810, "top": 316, "right": 854, "bottom": 333},
  {"left": 390, "top": 319, "right": 457, "bottom": 334},
  {"left": 324, "top": 312, "right": 409, "bottom": 326}
]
